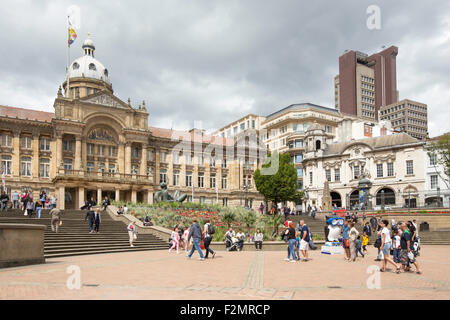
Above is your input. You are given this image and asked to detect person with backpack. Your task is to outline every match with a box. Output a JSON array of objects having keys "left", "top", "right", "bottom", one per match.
[
  {"left": 203, "top": 219, "right": 216, "bottom": 259},
  {"left": 186, "top": 219, "right": 205, "bottom": 261}
]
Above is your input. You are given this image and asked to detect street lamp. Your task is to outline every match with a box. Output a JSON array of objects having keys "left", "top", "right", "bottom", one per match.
[{"left": 381, "top": 190, "right": 385, "bottom": 211}]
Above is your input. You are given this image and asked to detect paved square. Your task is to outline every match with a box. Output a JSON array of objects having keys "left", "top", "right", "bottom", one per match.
[{"left": 1, "top": 245, "right": 449, "bottom": 300}]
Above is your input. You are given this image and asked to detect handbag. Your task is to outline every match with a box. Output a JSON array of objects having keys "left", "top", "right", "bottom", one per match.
[{"left": 133, "top": 233, "right": 137, "bottom": 240}]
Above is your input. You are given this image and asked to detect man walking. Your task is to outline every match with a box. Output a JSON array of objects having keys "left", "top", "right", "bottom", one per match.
[
  {"left": 94, "top": 208, "right": 101, "bottom": 233},
  {"left": 49, "top": 207, "right": 62, "bottom": 233},
  {"left": 0, "top": 191, "right": 9, "bottom": 211},
  {"left": 85, "top": 209, "right": 96, "bottom": 233},
  {"left": 203, "top": 219, "right": 216, "bottom": 259},
  {"left": 187, "top": 219, "right": 204, "bottom": 261},
  {"left": 12, "top": 190, "right": 19, "bottom": 209},
  {"left": 399, "top": 222, "right": 422, "bottom": 274}
]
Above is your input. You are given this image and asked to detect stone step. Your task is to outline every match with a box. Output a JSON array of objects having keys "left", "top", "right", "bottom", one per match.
[{"left": 45, "top": 246, "right": 167, "bottom": 259}]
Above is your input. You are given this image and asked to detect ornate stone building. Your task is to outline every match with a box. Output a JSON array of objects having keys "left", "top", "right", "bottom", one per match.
[{"left": 0, "top": 36, "right": 264, "bottom": 209}]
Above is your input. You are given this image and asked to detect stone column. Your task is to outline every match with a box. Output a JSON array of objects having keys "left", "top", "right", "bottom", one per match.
[
  {"left": 58, "top": 186, "right": 65, "bottom": 210},
  {"left": 118, "top": 141, "right": 125, "bottom": 174},
  {"left": 97, "top": 188, "right": 102, "bottom": 204},
  {"left": 155, "top": 147, "right": 160, "bottom": 185},
  {"left": 56, "top": 134, "right": 63, "bottom": 174},
  {"left": 32, "top": 133, "right": 40, "bottom": 178},
  {"left": 131, "top": 189, "right": 137, "bottom": 203},
  {"left": 140, "top": 144, "right": 147, "bottom": 177},
  {"left": 147, "top": 190, "right": 153, "bottom": 204},
  {"left": 12, "top": 131, "right": 20, "bottom": 177},
  {"left": 78, "top": 187, "right": 85, "bottom": 208},
  {"left": 74, "top": 136, "right": 82, "bottom": 172},
  {"left": 125, "top": 142, "right": 131, "bottom": 175},
  {"left": 81, "top": 138, "right": 87, "bottom": 174},
  {"left": 115, "top": 189, "right": 120, "bottom": 202}
]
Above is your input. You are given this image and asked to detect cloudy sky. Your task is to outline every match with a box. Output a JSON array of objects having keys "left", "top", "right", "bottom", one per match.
[{"left": 0, "top": 0, "right": 449, "bottom": 136}]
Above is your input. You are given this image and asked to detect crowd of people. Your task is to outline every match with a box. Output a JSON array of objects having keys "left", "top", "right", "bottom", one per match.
[{"left": 0, "top": 189, "right": 57, "bottom": 218}]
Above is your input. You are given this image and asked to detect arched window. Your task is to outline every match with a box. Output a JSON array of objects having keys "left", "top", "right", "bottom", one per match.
[
  {"left": 72, "top": 62, "right": 80, "bottom": 70},
  {"left": 315, "top": 140, "right": 321, "bottom": 150},
  {"left": 89, "top": 63, "right": 96, "bottom": 71}
]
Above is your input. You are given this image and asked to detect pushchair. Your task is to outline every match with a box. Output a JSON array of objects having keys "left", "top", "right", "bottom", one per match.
[{"left": 225, "top": 234, "right": 239, "bottom": 251}]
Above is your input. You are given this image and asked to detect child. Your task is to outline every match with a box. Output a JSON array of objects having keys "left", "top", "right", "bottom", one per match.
[
  {"left": 356, "top": 235, "right": 364, "bottom": 258},
  {"left": 392, "top": 230, "right": 401, "bottom": 263},
  {"left": 362, "top": 232, "right": 369, "bottom": 253},
  {"left": 169, "top": 227, "right": 180, "bottom": 254},
  {"left": 294, "top": 232, "right": 300, "bottom": 261}
]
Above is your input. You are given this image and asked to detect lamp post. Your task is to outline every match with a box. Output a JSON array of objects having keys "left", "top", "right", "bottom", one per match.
[
  {"left": 381, "top": 190, "right": 385, "bottom": 211},
  {"left": 437, "top": 187, "right": 441, "bottom": 207}
]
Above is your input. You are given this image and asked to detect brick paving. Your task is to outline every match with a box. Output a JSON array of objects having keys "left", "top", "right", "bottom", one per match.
[{"left": 0, "top": 245, "right": 449, "bottom": 300}]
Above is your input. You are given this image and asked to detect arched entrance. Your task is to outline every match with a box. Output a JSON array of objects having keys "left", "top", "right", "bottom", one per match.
[
  {"left": 330, "top": 191, "right": 342, "bottom": 208},
  {"left": 349, "top": 190, "right": 359, "bottom": 208},
  {"left": 376, "top": 187, "right": 395, "bottom": 206}
]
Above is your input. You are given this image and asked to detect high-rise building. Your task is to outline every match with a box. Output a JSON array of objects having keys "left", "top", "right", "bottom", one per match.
[
  {"left": 379, "top": 99, "right": 428, "bottom": 140},
  {"left": 335, "top": 46, "right": 399, "bottom": 121}
]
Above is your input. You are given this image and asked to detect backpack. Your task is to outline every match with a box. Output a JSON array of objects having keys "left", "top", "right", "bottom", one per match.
[
  {"left": 207, "top": 223, "right": 215, "bottom": 235},
  {"left": 374, "top": 237, "right": 382, "bottom": 248}
]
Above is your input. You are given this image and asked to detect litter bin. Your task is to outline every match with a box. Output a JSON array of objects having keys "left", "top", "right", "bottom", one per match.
[{"left": 420, "top": 222, "right": 429, "bottom": 232}]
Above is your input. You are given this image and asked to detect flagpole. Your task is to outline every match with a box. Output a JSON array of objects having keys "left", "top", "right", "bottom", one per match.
[{"left": 66, "top": 15, "right": 70, "bottom": 97}]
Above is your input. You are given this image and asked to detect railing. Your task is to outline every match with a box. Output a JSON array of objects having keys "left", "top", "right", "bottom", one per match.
[{"left": 57, "top": 169, "right": 153, "bottom": 182}]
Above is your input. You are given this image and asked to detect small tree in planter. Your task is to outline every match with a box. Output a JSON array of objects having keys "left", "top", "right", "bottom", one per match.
[
  {"left": 239, "top": 210, "right": 257, "bottom": 237},
  {"left": 264, "top": 214, "right": 285, "bottom": 240},
  {"left": 221, "top": 211, "right": 237, "bottom": 229}
]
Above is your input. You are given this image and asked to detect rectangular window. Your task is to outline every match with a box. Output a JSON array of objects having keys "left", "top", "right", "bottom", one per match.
[
  {"left": 173, "top": 170, "right": 180, "bottom": 186},
  {"left": 297, "top": 167, "right": 303, "bottom": 177},
  {"left": 334, "top": 168, "right": 340, "bottom": 182},
  {"left": 131, "top": 164, "right": 138, "bottom": 175},
  {"left": 353, "top": 165, "right": 360, "bottom": 179},
  {"left": 222, "top": 159, "right": 227, "bottom": 168},
  {"left": 147, "top": 150, "right": 155, "bottom": 162},
  {"left": 200, "top": 196, "right": 205, "bottom": 204},
  {"left": 131, "top": 147, "right": 139, "bottom": 158},
  {"left": 325, "top": 169, "right": 331, "bottom": 182},
  {"left": 21, "top": 157, "right": 32, "bottom": 176},
  {"left": 430, "top": 175, "right": 438, "bottom": 189},
  {"left": 39, "top": 158, "right": 50, "bottom": 177},
  {"left": 87, "top": 162, "right": 94, "bottom": 173},
  {"left": 198, "top": 173, "right": 204, "bottom": 188},
  {"left": 222, "top": 175, "right": 228, "bottom": 189},
  {"left": 108, "top": 164, "right": 115, "bottom": 174},
  {"left": 185, "top": 171, "right": 192, "bottom": 187},
  {"left": 406, "top": 160, "right": 414, "bottom": 175},
  {"left": 62, "top": 140, "right": 73, "bottom": 152},
  {"left": 309, "top": 172, "right": 313, "bottom": 185},
  {"left": 87, "top": 144, "right": 95, "bottom": 155},
  {"left": 109, "top": 146, "right": 117, "bottom": 157},
  {"left": 377, "top": 163, "right": 383, "bottom": 178},
  {"left": 252, "top": 120, "right": 255, "bottom": 129},
  {"left": 98, "top": 145, "right": 105, "bottom": 156},
  {"left": 1, "top": 155, "right": 12, "bottom": 175},
  {"left": 160, "top": 152, "right": 167, "bottom": 163},
  {"left": 21, "top": 136, "right": 32, "bottom": 149},
  {"left": 209, "top": 157, "right": 216, "bottom": 167},
  {"left": 387, "top": 163, "right": 394, "bottom": 177},
  {"left": 210, "top": 174, "right": 216, "bottom": 188},
  {"left": 240, "top": 123, "right": 245, "bottom": 131},
  {"left": 233, "top": 126, "right": 238, "bottom": 134},
  {"left": 40, "top": 138, "right": 50, "bottom": 151},
  {"left": 147, "top": 166, "right": 152, "bottom": 177},
  {"left": 172, "top": 152, "right": 180, "bottom": 165},
  {"left": 159, "top": 169, "right": 167, "bottom": 183},
  {"left": 1, "top": 133, "right": 12, "bottom": 147},
  {"left": 63, "top": 158, "right": 73, "bottom": 171},
  {"left": 295, "top": 140, "right": 303, "bottom": 148},
  {"left": 429, "top": 153, "right": 437, "bottom": 166},
  {"left": 295, "top": 154, "right": 303, "bottom": 163},
  {"left": 185, "top": 153, "right": 192, "bottom": 165},
  {"left": 222, "top": 198, "right": 228, "bottom": 206}
]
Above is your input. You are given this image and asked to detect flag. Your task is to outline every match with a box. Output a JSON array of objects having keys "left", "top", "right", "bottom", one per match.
[{"left": 68, "top": 27, "right": 77, "bottom": 46}]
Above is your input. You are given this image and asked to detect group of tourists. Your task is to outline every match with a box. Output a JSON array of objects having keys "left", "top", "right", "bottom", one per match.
[
  {"left": 283, "top": 220, "right": 312, "bottom": 262},
  {"left": 0, "top": 190, "right": 57, "bottom": 218},
  {"left": 342, "top": 215, "right": 422, "bottom": 274}
]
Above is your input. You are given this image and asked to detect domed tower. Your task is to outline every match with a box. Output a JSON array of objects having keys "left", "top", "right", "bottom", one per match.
[
  {"left": 62, "top": 34, "right": 113, "bottom": 98},
  {"left": 304, "top": 121, "right": 326, "bottom": 158}
]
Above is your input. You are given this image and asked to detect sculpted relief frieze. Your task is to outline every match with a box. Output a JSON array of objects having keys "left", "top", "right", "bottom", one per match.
[{"left": 84, "top": 94, "right": 127, "bottom": 109}]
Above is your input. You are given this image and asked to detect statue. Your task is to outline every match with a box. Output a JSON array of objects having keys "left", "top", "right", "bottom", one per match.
[
  {"left": 322, "top": 180, "right": 333, "bottom": 212},
  {"left": 153, "top": 182, "right": 187, "bottom": 203}
]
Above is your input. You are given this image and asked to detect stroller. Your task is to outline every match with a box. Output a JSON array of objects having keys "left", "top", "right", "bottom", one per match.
[{"left": 225, "top": 234, "right": 239, "bottom": 251}]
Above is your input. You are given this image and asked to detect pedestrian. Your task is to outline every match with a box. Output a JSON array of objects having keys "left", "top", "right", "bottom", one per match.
[
  {"left": 0, "top": 191, "right": 9, "bottom": 211},
  {"left": 85, "top": 209, "right": 95, "bottom": 233},
  {"left": 169, "top": 226, "right": 180, "bottom": 254},
  {"left": 284, "top": 222, "right": 297, "bottom": 262},
  {"left": 35, "top": 200, "right": 43, "bottom": 219},
  {"left": 94, "top": 208, "right": 101, "bottom": 233},
  {"left": 49, "top": 207, "right": 62, "bottom": 233},
  {"left": 342, "top": 220, "right": 350, "bottom": 261},
  {"left": 399, "top": 222, "right": 422, "bottom": 274},
  {"left": 254, "top": 228, "right": 263, "bottom": 250},
  {"left": 294, "top": 232, "right": 301, "bottom": 261},
  {"left": 392, "top": 229, "right": 401, "bottom": 263},
  {"left": 186, "top": 219, "right": 204, "bottom": 260},
  {"left": 299, "top": 220, "right": 311, "bottom": 261},
  {"left": 203, "top": 219, "right": 216, "bottom": 259},
  {"left": 355, "top": 235, "right": 364, "bottom": 258},
  {"left": 183, "top": 226, "right": 191, "bottom": 253},
  {"left": 12, "top": 190, "right": 19, "bottom": 209},
  {"left": 50, "top": 194, "right": 57, "bottom": 209},
  {"left": 123, "top": 204, "right": 128, "bottom": 215},
  {"left": 127, "top": 221, "right": 137, "bottom": 247},
  {"left": 102, "top": 196, "right": 110, "bottom": 211},
  {"left": 380, "top": 220, "right": 401, "bottom": 273},
  {"left": 363, "top": 222, "right": 372, "bottom": 237},
  {"left": 362, "top": 232, "right": 369, "bottom": 253},
  {"left": 349, "top": 221, "right": 359, "bottom": 261},
  {"left": 259, "top": 202, "right": 264, "bottom": 215},
  {"left": 26, "top": 197, "right": 34, "bottom": 217}
]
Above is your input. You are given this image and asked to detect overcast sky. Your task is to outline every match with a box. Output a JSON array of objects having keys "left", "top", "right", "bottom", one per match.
[{"left": 0, "top": 0, "right": 449, "bottom": 136}]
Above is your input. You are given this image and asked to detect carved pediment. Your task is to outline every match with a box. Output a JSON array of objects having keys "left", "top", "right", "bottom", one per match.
[{"left": 83, "top": 93, "right": 129, "bottom": 109}]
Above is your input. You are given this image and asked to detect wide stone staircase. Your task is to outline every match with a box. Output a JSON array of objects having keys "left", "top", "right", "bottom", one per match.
[{"left": 0, "top": 209, "right": 168, "bottom": 258}]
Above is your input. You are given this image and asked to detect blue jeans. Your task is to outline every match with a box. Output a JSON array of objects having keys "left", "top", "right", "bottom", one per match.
[
  {"left": 287, "top": 239, "right": 297, "bottom": 260},
  {"left": 36, "top": 207, "right": 42, "bottom": 219},
  {"left": 393, "top": 248, "right": 401, "bottom": 263},
  {"left": 188, "top": 238, "right": 204, "bottom": 259}
]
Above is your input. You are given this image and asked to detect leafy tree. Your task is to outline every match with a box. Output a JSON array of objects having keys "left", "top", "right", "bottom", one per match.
[
  {"left": 427, "top": 133, "right": 450, "bottom": 189},
  {"left": 253, "top": 152, "right": 303, "bottom": 207},
  {"left": 221, "top": 210, "right": 236, "bottom": 229},
  {"left": 238, "top": 209, "right": 257, "bottom": 236},
  {"left": 264, "top": 214, "right": 285, "bottom": 240}
]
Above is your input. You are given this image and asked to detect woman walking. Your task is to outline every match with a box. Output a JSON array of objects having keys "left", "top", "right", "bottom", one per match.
[
  {"left": 183, "top": 226, "right": 191, "bottom": 253},
  {"left": 26, "top": 197, "right": 34, "bottom": 217},
  {"left": 35, "top": 199, "right": 43, "bottom": 219},
  {"left": 284, "top": 222, "right": 297, "bottom": 262},
  {"left": 169, "top": 226, "right": 180, "bottom": 254},
  {"left": 380, "top": 220, "right": 401, "bottom": 273},
  {"left": 349, "top": 221, "right": 359, "bottom": 261},
  {"left": 127, "top": 221, "right": 137, "bottom": 247}
]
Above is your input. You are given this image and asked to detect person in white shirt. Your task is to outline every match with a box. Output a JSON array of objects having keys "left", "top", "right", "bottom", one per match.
[
  {"left": 236, "top": 230, "right": 245, "bottom": 251},
  {"left": 123, "top": 205, "right": 128, "bottom": 215},
  {"left": 380, "top": 220, "right": 400, "bottom": 273},
  {"left": 127, "top": 221, "right": 137, "bottom": 247},
  {"left": 254, "top": 229, "right": 264, "bottom": 250}
]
